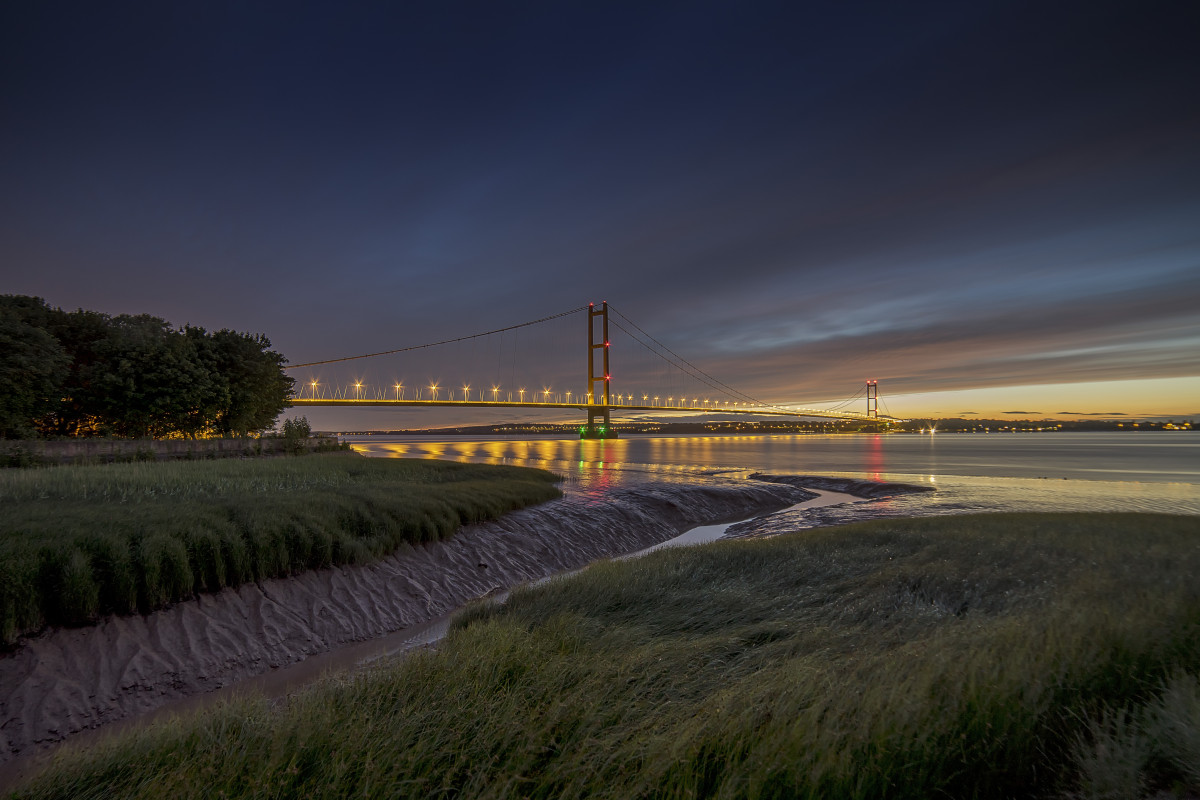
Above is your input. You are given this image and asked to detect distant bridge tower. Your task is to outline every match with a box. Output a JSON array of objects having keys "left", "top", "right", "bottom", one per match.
[
  {"left": 583, "top": 301, "right": 616, "bottom": 438},
  {"left": 866, "top": 380, "right": 878, "bottom": 418}
]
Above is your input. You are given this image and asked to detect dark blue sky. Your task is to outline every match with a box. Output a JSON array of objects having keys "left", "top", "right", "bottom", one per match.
[{"left": 3, "top": 1, "right": 1198, "bottom": 424}]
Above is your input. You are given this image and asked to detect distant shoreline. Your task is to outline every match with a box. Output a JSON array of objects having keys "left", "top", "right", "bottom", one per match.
[{"left": 331, "top": 420, "right": 1194, "bottom": 436}]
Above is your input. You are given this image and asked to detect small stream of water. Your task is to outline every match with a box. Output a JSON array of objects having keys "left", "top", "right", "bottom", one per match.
[{"left": 624, "top": 489, "right": 862, "bottom": 558}]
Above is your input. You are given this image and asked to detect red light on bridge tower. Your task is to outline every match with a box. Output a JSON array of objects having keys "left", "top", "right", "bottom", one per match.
[
  {"left": 584, "top": 301, "right": 616, "bottom": 439},
  {"left": 866, "top": 380, "right": 879, "bottom": 418}
]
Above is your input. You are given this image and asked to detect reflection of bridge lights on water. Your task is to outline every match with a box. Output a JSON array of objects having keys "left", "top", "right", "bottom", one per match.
[{"left": 866, "top": 434, "right": 885, "bottom": 480}]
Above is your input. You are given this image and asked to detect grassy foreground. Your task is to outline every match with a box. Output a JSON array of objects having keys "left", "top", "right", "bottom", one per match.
[
  {"left": 0, "top": 454, "right": 560, "bottom": 643},
  {"left": 14, "top": 512, "right": 1200, "bottom": 799}
]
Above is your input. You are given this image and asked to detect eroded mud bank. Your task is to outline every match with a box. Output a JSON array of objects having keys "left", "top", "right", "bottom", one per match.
[{"left": 0, "top": 478, "right": 810, "bottom": 762}]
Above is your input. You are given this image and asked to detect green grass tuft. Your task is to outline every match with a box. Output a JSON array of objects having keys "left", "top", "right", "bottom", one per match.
[
  {"left": 13, "top": 512, "right": 1200, "bottom": 799},
  {"left": 0, "top": 454, "right": 560, "bottom": 643}
]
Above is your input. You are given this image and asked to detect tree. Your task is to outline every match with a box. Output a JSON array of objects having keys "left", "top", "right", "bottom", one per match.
[
  {"left": 0, "top": 295, "right": 294, "bottom": 439},
  {"left": 0, "top": 298, "right": 69, "bottom": 438},
  {"left": 203, "top": 330, "right": 294, "bottom": 436},
  {"left": 36, "top": 307, "right": 117, "bottom": 437},
  {"left": 280, "top": 415, "right": 312, "bottom": 454},
  {"left": 83, "top": 314, "right": 217, "bottom": 438}
]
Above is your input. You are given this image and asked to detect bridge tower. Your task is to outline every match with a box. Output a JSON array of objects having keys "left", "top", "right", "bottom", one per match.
[
  {"left": 582, "top": 301, "right": 617, "bottom": 438},
  {"left": 866, "top": 380, "right": 878, "bottom": 418}
]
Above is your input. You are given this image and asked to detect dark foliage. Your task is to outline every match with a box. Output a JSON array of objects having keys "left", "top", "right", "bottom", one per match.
[{"left": 0, "top": 295, "right": 293, "bottom": 439}]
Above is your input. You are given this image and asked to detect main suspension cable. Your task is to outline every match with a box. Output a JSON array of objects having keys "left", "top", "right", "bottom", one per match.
[
  {"left": 819, "top": 382, "right": 869, "bottom": 412},
  {"left": 609, "top": 305, "right": 870, "bottom": 417},
  {"left": 608, "top": 306, "right": 790, "bottom": 412},
  {"left": 608, "top": 318, "right": 740, "bottom": 402},
  {"left": 285, "top": 306, "right": 587, "bottom": 370}
]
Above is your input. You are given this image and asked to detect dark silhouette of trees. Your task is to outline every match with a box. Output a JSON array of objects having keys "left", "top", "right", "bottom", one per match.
[
  {"left": 0, "top": 295, "right": 294, "bottom": 439},
  {"left": 0, "top": 298, "right": 69, "bottom": 438},
  {"left": 188, "top": 327, "right": 293, "bottom": 437}
]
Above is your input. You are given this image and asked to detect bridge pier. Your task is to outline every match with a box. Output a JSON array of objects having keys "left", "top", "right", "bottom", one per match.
[{"left": 581, "top": 405, "right": 617, "bottom": 439}]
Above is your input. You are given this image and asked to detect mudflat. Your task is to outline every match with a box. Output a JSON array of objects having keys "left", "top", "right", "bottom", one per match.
[{"left": 0, "top": 476, "right": 810, "bottom": 765}]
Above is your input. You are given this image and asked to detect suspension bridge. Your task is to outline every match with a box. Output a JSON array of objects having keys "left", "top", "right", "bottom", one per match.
[{"left": 286, "top": 302, "right": 896, "bottom": 438}]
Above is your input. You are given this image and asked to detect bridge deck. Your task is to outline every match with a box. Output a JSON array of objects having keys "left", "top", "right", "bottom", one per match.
[{"left": 288, "top": 398, "right": 889, "bottom": 422}]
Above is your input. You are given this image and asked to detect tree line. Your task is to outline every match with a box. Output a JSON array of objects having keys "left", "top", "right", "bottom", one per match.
[{"left": 0, "top": 295, "right": 294, "bottom": 439}]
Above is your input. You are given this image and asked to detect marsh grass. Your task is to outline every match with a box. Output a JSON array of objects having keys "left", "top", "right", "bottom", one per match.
[
  {"left": 1070, "top": 672, "right": 1200, "bottom": 799},
  {"left": 0, "top": 454, "right": 560, "bottom": 643},
  {"left": 14, "top": 513, "right": 1200, "bottom": 799}
]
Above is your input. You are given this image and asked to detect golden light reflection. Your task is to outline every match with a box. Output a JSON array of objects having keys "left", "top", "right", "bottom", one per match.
[{"left": 368, "top": 443, "right": 411, "bottom": 459}]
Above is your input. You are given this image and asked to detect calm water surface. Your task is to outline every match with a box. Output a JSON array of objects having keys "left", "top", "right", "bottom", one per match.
[{"left": 348, "top": 432, "right": 1200, "bottom": 517}]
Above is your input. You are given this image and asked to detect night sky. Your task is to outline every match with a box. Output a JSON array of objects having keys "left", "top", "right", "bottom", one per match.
[{"left": 3, "top": 1, "right": 1198, "bottom": 427}]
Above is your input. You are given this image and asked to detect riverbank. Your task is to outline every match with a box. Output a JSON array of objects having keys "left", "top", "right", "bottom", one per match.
[
  {"left": 0, "top": 436, "right": 344, "bottom": 467},
  {"left": 13, "top": 511, "right": 1200, "bottom": 799},
  {"left": 0, "top": 455, "right": 562, "bottom": 642},
  {"left": 1, "top": 473, "right": 845, "bottom": 767}
]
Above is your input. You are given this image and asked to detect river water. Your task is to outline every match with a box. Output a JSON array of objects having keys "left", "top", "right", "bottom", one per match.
[{"left": 348, "top": 431, "right": 1200, "bottom": 517}]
